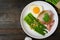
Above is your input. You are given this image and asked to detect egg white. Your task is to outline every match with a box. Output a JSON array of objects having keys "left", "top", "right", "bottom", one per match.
[{"left": 30, "top": 4, "right": 43, "bottom": 18}]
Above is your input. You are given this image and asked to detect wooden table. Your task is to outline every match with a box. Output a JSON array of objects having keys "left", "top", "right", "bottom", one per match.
[{"left": 0, "top": 0, "right": 60, "bottom": 40}]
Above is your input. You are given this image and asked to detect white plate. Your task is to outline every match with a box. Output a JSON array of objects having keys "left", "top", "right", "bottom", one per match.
[{"left": 20, "top": 1, "right": 58, "bottom": 39}]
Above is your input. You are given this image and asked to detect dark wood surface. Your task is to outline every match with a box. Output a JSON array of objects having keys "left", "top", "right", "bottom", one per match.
[{"left": 0, "top": 0, "right": 59, "bottom": 40}]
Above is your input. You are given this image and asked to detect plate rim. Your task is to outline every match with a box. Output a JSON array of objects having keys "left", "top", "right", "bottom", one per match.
[{"left": 20, "top": 1, "right": 58, "bottom": 39}]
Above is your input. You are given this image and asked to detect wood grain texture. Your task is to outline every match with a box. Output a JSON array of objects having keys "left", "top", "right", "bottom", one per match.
[{"left": 0, "top": 0, "right": 59, "bottom": 40}]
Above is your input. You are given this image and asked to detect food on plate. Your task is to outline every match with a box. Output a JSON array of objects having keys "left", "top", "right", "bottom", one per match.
[
  {"left": 24, "top": 13, "right": 48, "bottom": 35},
  {"left": 37, "top": 10, "right": 54, "bottom": 31},
  {"left": 24, "top": 4, "right": 55, "bottom": 35},
  {"left": 30, "top": 4, "right": 43, "bottom": 18},
  {"left": 47, "top": 20, "right": 54, "bottom": 31}
]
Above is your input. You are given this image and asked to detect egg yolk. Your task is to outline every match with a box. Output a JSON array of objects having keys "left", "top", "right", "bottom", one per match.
[{"left": 33, "top": 7, "right": 40, "bottom": 14}]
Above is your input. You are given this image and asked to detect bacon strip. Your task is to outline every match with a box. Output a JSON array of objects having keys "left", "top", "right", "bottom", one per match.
[{"left": 46, "top": 20, "right": 55, "bottom": 31}]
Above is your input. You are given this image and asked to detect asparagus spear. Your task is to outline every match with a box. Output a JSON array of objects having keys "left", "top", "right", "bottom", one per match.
[
  {"left": 46, "top": 0, "right": 60, "bottom": 9},
  {"left": 24, "top": 13, "right": 48, "bottom": 35}
]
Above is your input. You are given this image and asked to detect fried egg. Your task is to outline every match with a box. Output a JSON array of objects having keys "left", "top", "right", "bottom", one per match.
[{"left": 30, "top": 4, "right": 43, "bottom": 18}]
